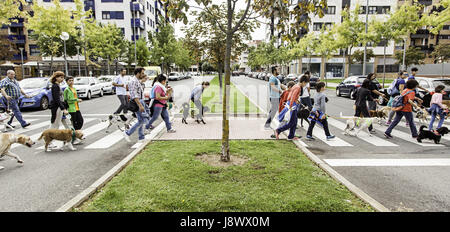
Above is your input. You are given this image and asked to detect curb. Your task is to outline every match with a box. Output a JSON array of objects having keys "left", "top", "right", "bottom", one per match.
[
  {"left": 235, "top": 76, "right": 390, "bottom": 212},
  {"left": 55, "top": 118, "right": 170, "bottom": 212}
]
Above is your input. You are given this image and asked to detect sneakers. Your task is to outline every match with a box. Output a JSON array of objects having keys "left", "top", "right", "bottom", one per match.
[
  {"left": 287, "top": 136, "right": 301, "bottom": 141},
  {"left": 148, "top": 125, "right": 155, "bottom": 130},
  {"left": 369, "top": 130, "right": 377, "bottom": 134},
  {"left": 385, "top": 121, "right": 391, "bottom": 126},
  {"left": 7, "top": 123, "right": 15, "bottom": 129},
  {"left": 167, "top": 129, "right": 176, "bottom": 133},
  {"left": 326, "top": 135, "right": 336, "bottom": 140},
  {"left": 144, "top": 129, "right": 151, "bottom": 135},
  {"left": 123, "top": 131, "right": 131, "bottom": 142},
  {"left": 384, "top": 132, "right": 393, "bottom": 139},
  {"left": 306, "top": 135, "right": 315, "bottom": 141},
  {"left": 22, "top": 123, "right": 31, "bottom": 128}
]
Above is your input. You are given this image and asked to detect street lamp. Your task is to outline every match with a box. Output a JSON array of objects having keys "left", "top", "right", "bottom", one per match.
[
  {"left": 19, "top": 47, "right": 25, "bottom": 79},
  {"left": 75, "top": 45, "right": 81, "bottom": 77},
  {"left": 132, "top": 2, "right": 139, "bottom": 66},
  {"left": 161, "top": 56, "right": 164, "bottom": 75},
  {"left": 363, "top": 0, "right": 369, "bottom": 76},
  {"left": 60, "top": 32, "right": 70, "bottom": 76}
]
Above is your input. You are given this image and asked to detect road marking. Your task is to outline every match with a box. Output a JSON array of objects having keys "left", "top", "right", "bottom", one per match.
[
  {"left": 372, "top": 123, "right": 443, "bottom": 147},
  {"left": 394, "top": 120, "right": 450, "bottom": 142},
  {"left": 85, "top": 129, "right": 124, "bottom": 149},
  {"left": 325, "top": 158, "right": 450, "bottom": 167},
  {"left": 14, "top": 120, "right": 51, "bottom": 134},
  {"left": 1, "top": 119, "right": 38, "bottom": 131},
  {"left": 327, "top": 118, "right": 398, "bottom": 147}
]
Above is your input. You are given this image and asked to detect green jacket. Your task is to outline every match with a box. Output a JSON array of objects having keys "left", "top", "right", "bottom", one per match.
[{"left": 63, "top": 87, "right": 80, "bottom": 113}]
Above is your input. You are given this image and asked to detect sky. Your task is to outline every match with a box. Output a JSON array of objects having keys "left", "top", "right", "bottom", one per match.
[{"left": 173, "top": 1, "right": 268, "bottom": 42}]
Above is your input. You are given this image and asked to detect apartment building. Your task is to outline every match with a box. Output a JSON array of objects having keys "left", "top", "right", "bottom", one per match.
[
  {"left": 1, "top": 0, "right": 168, "bottom": 77},
  {"left": 238, "top": 40, "right": 262, "bottom": 73}
]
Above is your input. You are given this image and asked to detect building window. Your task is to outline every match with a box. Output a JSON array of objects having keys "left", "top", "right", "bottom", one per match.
[
  {"left": 29, "top": 45, "right": 40, "bottom": 56},
  {"left": 114, "top": 11, "right": 124, "bottom": 19},
  {"left": 380, "top": 6, "right": 390, "bottom": 14},
  {"left": 443, "top": 25, "right": 450, "bottom": 30},
  {"left": 313, "top": 23, "right": 322, "bottom": 31},
  {"left": 359, "top": 6, "right": 366, "bottom": 14},
  {"left": 439, "top": 35, "right": 450, "bottom": 39},
  {"left": 324, "top": 23, "right": 333, "bottom": 30},
  {"left": 368, "top": 6, "right": 377, "bottom": 14},
  {"left": 325, "top": 6, "right": 335, "bottom": 14},
  {"left": 102, "top": 11, "right": 110, "bottom": 19}
]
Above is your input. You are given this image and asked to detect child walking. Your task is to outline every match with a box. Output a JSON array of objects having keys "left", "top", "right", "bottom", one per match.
[
  {"left": 306, "top": 82, "right": 335, "bottom": 141},
  {"left": 429, "top": 85, "right": 448, "bottom": 131}
]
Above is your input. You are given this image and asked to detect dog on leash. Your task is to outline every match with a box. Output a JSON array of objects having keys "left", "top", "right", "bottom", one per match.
[
  {"left": 417, "top": 126, "right": 449, "bottom": 144},
  {"left": 340, "top": 112, "right": 375, "bottom": 137},
  {"left": 416, "top": 108, "right": 430, "bottom": 124},
  {"left": 297, "top": 104, "right": 311, "bottom": 127},
  {"left": 369, "top": 106, "right": 390, "bottom": 125},
  {"left": 0, "top": 133, "right": 35, "bottom": 170},
  {"left": 104, "top": 114, "right": 131, "bottom": 133},
  {"left": 0, "top": 111, "right": 14, "bottom": 132},
  {"left": 38, "top": 129, "right": 85, "bottom": 152}
]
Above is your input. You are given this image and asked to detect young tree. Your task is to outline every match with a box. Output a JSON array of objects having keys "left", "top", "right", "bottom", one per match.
[
  {"left": 290, "top": 32, "right": 318, "bottom": 72},
  {"left": 369, "top": 19, "right": 394, "bottom": 88},
  {"left": 148, "top": 17, "right": 178, "bottom": 75},
  {"left": 394, "top": 46, "right": 425, "bottom": 69},
  {"left": 352, "top": 49, "right": 375, "bottom": 64},
  {"left": 0, "top": 0, "right": 26, "bottom": 25},
  {"left": 135, "top": 38, "right": 150, "bottom": 67},
  {"left": 424, "top": 0, "right": 450, "bottom": 34},
  {"left": 0, "top": 36, "right": 17, "bottom": 61},
  {"left": 431, "top": 43, "right": 450, "bottom": 77},
  {"left": 175, "top": 40, "right": 194, "bottom": 71},
  {"left": 314, "top": 27, "right": 338, "bottom": 82},
  {"left": 26, "top": 0, "right": 78, "bottom": 73},
  {"left": 164, "top": 0, "right": 327, "bottom": 162}
]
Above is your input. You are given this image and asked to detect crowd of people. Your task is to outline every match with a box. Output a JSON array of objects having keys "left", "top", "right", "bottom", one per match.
[{"left": 264, "top": 66, "right": 448, "bottom": 142}]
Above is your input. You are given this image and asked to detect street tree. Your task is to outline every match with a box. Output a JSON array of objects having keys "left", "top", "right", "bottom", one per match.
[
  {"left": 0, "top": 0, "right": 26, "bottom": 25},
  {"left": 424, "top": 0, "right": 450, "bottom": 34},
  {"left": 0, "top": 36, "right": 17, "bottom": 61},
  {"left": 26, "top": 0, "right": 78, "bottom": 73},
  {"left": 135, "top": 38, "right": 150, "bottom": 67},
  {"left": 352, "top": 49, "right": 374, "bottom": 64},
  {"left": 394, "top": 46, "right": 425, "bottom": 70},
  {"left": 164, "top": 0, "right": 327, "bottom": 162},
  {"left": 314, "top": 27, "right": 338, "bottom": 82},
  {"left": 369, "top": 19, "right": 395, "bottom": 88},
  {"left": 175, "top": 40, "right": 194, "bottom": 71},
  {"left": 431, "top": 43, "right": 450, "bottom": 77},
  {"left": 148, "top": 17, "right": 178, "bottom": 75},
  {"left": 290, "top": 32, "right": 319, "bottom": 72}
]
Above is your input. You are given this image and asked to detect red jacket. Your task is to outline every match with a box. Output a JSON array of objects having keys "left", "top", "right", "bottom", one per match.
[{"left": 278, "top": 89, "right": 291, "bottom": 113}]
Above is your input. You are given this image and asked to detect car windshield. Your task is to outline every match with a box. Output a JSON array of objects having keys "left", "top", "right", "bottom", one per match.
[
  {"left": 433, "top": 80, "right": 450, "bottom": 89},
  {"left": 19, "top": 78, "right": 48, "bottom": 89},
  {"left": 144, "top": 80, "right": 153, "bottom": 88},
  {"left": 99, "top": 77, "right": 111, "bottom": 83},
  {"left": 169, "top": 73, "right": 178, "bottom": 76},
  {"left": 74, "top": 78, "right": 89, "bottom": 85},
  {"left": 145, "top": 70, "right": 157, "bottom": 76}
]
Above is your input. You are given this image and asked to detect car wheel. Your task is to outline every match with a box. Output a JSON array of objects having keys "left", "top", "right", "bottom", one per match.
[
  {"left": 40, "top": 96, "right": 49, "bottom": 110},
  {"left": 99, "top": 89, "right": 104, "bottom": 97},
  {"left": 87, "top": 91, "right": 91, "bottom": 100},
  {"left": 349, "top": 89, "right": 355, "bottom": 100},
  {"left": 111, "top": 88, "right": 116, "bottom": 95},
  {"left": 336, "top": 88, "right": 341, "bottom": 97}
]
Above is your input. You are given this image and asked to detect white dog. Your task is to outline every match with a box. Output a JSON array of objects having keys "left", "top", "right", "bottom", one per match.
[
  {"left": 340, "top": 112, "right": 375, "bottom": 137},
  {"left": 0, "top": 133, "right": 35, "bottom": 170}
]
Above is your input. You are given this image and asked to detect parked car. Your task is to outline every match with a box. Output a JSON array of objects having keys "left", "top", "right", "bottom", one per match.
[
  {"left": 185, "top": 72, "right": 192, "bottom": 79},
  {"left": 168, "top": 72, "right": 182, "bottom": 81},
  {"left": 309, "top": 75, "right": 319, "bottom": 89},
  {"left": 284, "top": 74, "right": 297, "bottom": 84},
  {"left": 407, "top": 77, "right": 450, "bottom": 107},
  {"left": 98, "top": 76, "right": 115, "bottom": 95},
  {"left": 336, "top": 76, "right": 381, "bottom": 100},
  {"left": 277, "top": 74, "right": 285, "bottom": 84},
  {"left": 74, "top": 77, "right": 103, "bottom": 100}
]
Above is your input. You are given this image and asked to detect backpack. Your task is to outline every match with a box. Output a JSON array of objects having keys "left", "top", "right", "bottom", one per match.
[
  {"left": 387, "top": 78, "right": 399, "bottom": 95},
  {"left": 391, "top": 90, "right": 414, "bottom": 111}
]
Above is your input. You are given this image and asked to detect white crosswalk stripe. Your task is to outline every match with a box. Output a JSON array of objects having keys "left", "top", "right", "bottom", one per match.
[
  {"left": 394, "top": 120, "right": 450, "bottom": 142},
  {"left": 372, "top": 123, "right": 443, "bottom": 147},
  {"left": 85, "top": 129, "right": 124, "bottom": 149},
  {"left": 325, "top": 158, "right": 450, "bottom": 167},
  {"left": 327, "top": 118, "right": 398, "bottom": 147}
]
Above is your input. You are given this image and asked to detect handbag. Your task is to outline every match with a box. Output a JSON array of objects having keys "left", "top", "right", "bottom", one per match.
[{"left": 127, "top": 100, "right": 139, "bottom": 112}]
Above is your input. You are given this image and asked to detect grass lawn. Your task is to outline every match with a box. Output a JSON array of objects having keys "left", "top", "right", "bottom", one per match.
[
  {"left": 77, "top": 140, "right": 374, "bottom": 212},
  {"left": 200, "top": 77, "right": 260, "bottom": 114}
]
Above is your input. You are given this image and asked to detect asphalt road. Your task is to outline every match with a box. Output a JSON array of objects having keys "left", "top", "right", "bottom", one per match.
[
  {"left": 0, "top": 75, "right": 212, "bottom": 212},
  {"left": 232, "top": 75, "right": 450, "bottom": 212}
]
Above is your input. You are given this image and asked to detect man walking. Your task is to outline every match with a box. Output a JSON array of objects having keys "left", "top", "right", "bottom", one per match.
[
  {"left": 366, "top": 73, "right": 386, "bottom": 111},
  {"left": 0, "top": 70, "right": 31, "bottom": 128},
  {"left": 112, "top": 68, "right": 128, "bottom": 121},
  {"left": 264, "top": 67, "right": 285, "bottom": 129},
  {"left": 123, "top": 68, "right": 149, "bottom": 142}
]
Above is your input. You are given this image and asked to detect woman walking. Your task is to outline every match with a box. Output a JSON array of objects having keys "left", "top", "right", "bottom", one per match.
[
  {"left": 49, "top": 71, "right": 70, "bottom": 130},
  {"left": 354, "top": 79, "right": 377, "bottom": 133},
  {"left": 429, "top": 85, "right": 448, "bottom": 131},
  {"left": 64, "top": 76, "right": 84, "bottom": 144},
  {"left": 183, "top": 81, "right": 210, "bottom": 124},
  {"left": 145, "top": 74, "right": 175, "bottom": 133}
]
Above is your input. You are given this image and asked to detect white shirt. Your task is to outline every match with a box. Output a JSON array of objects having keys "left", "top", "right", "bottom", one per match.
[
  {"left": 114, "top": 75, "right": 127, "bottom": 96},
  {"left": 300, "top": 83, "right": 310, "bottom": 98}
]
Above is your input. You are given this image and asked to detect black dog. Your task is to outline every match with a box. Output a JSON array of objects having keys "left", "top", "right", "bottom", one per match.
[
  {"left": 417, "top": 125, "right": 449, "bottom": 144},
  {"left": 297, "top": 104, "right": 311, "bottom": 127}
]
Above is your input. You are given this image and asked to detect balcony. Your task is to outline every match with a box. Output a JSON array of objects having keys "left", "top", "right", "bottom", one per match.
[
  {"left": 8, "top": 35, "right": 26, "bottom": 44},
  {"left": 131, "top": 35, "right": 140, "bottom": 41},
  {"left": 131, "top": 18, "right": 145, "bottom": 30},
  {"left": 418, "top": 0, "right": 432, "bottom": 6},
  {"left": 12, "top": 51, "right": 27, "bottom": 61},
  {"left": 8, "top": 18, "right": 24, "bottom": 27},
  {"left": 130, "top": 2, "right": 144, "bottom": 14},
  {"left": 411, "top": 29, "right": 430, "bottom": 39},
  {"left": 412, "top": 45, "right": 434, "bottom": 53}
]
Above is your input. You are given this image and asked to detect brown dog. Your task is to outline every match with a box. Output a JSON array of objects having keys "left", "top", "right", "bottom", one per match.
[
  {"left": 38, "top": 129, "right": 85, "bottom": 152},
  {"left": 369, "top": 106, "right": 390, "bottom": 124},
  {"left": 0, "top": 133, "right": 35, "bottom": 170}
]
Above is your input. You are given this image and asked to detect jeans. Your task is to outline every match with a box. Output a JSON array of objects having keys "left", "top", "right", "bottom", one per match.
[
  {"left": 307, "top": 117, "right": 331, "bottom": 137},
  {"left": 429, "top": 104, "right": 445, "bottom": 130},
  {"left": 8, "top": 98, "right": 27, "bottom": 127},
  {"left": 126, "top": 100, "right": 149, "bottom": 140},
  {"left": 300, "top": 97, "right": 312, "bottom": 109},
  {"left": 115, "top": 95, "right": 128, "bottom": 114},
  {"left": 265, "top": 98, "right": 280, "bottom": 126},
  {"left": 146, "top": 106, "right": 172, "bottom": 131},
  {"left": 276, "top": 108, "right": 298, "bottom": 139},
  {"left": 193, "top": 99, "right": 204, "bottom": 120},
  {"left": 385, "top": 111, "right": 417, "bottom": 137}
]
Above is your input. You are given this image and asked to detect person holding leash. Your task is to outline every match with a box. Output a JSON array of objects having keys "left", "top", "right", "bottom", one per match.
[
  {"left": 145, "top": 74, "right": 176, "bottom": 133},
  {"left": 184, "top": 81, "right": 210, "bottom": 124},
  {"left": 0, "top": 70, "right": 31, "bottom": 129},
  {"left": 63, "top": 76, "right": 84, "bottom": 145}
]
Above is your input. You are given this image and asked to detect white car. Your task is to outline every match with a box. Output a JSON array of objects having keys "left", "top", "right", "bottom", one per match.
[
  {"left": 98, "top": 76, "right": 115, "bottom": 95},
  {"left": 74, "top": 77, "right": 103, "bottom": 100},
  {"left": 168, "top": 72, "right": 182, "bottom": 81}
]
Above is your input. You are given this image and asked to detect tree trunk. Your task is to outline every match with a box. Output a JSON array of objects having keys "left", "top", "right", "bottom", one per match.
[
  {"left": 221, "top": 0, "right": 233, "bottom": 162},
  {"left": 218, "top": 62, "right": 223, "bottom": 103}
]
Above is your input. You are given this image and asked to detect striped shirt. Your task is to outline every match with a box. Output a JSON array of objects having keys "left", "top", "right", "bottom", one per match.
[
  {"left": 128, "top": 76, "right": 143, "bottom": 100},
  {"left": 0, "top": 77, "right": 22, "bottom": 99}
]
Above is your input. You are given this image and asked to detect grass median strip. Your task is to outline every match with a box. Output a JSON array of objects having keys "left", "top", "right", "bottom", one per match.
[{"left": 76, "top": 140, "right": 373, "bottom": 212}]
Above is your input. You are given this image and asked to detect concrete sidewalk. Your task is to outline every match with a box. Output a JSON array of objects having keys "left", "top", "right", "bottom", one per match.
[{"left": 156, "top": 115, "right": 275, "bottom": 140}]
